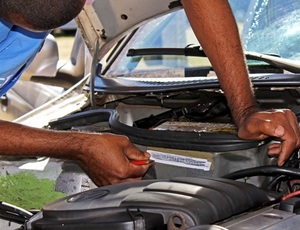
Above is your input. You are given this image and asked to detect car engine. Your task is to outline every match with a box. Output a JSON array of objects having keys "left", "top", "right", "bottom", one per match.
[
  {"left": 24, "top": 177, "right": 300, "bottom": 229},
  {"left": 21, "top": 82, "right": 300, "bottom": 229}
]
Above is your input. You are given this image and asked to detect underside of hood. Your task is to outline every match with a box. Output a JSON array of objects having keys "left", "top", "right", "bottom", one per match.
[{"left": 75, "top": 0, "right": 182, "bottom": 59}]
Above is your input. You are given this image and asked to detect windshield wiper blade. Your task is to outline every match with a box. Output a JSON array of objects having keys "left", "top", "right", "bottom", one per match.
[
  {"left": 127, "top": 47, "right": 300, "bottom": 73},
  {"left": 245, "top": 51, "right": 300, "bottom": 73},
  {"left": 127, "top": 46, "right": 206, "bottom": 57}
]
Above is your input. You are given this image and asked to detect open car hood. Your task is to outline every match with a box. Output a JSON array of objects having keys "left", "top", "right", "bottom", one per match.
[{"left": 75, "top": 0, "right": 182, "bottom": 59}]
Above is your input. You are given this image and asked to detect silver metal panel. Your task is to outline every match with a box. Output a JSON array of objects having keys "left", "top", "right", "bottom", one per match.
[{"left": 221, "top": 206, "right": 300, "bottom": 230}]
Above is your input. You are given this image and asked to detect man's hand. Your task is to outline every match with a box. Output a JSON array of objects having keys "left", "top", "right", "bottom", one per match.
[
  {"left": 0, "top": 120, "right": 153, "bottom": 187},
  {"left": 77, "top": 133, "right": 154, "bottom": 186},
  {"left": 238, "top": 109, "right": 300, "bottom": 166}
]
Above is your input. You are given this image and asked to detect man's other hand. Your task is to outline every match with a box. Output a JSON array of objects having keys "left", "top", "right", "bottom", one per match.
[{"left": 238, "top": 109, "right": 300, "bottom": 166}]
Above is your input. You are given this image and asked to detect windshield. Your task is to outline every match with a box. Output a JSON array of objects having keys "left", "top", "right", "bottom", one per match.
[
  {"left": 243, "top": 0, "right": 300, "bottom": 60},
  {"left": 105, "top": 0, "right": 300, "bottom": 77}
]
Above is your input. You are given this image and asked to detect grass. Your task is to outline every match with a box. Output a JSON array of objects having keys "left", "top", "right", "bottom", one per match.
[{"left": 0, "top": 172, "right": 66, "bottom": 210}]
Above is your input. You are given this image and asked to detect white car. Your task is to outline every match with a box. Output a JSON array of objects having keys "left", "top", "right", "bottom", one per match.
[{"left": 3, "top": 0, "right": 300, "bottom": 229}]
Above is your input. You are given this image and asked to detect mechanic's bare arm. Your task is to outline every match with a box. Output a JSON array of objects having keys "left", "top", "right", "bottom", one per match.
[
  {"left": 0, "top": 120, "right": 152, "bottom": 186},
  {"left": 182, "top": 0, "right": 300, "bottom": 165}
]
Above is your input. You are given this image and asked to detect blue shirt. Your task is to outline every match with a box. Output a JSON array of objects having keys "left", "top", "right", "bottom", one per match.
[{"left": 0, "top": 18, "right": 49, "bottom": 96}]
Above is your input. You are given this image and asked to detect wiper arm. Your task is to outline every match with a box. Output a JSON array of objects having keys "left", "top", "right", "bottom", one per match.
[{"left": 127, "top": 47, "right": 300, "bottom": 73}]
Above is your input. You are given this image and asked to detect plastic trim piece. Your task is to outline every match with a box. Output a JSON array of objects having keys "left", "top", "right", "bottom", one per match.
[{"left": 49, "top": 109, "right": 270, "bottom": 152}]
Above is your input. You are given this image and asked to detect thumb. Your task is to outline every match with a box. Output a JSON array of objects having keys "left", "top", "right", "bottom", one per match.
[
  {"left": 273, "top": 126, "right": 285, "bottom": 137},
  {"left": 126, "top": 145, "right": 151, "bottom": 160}
]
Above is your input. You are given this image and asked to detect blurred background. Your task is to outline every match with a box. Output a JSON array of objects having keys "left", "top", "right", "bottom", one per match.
[{"left": 0, "top": 23, "right": 77, "bottom": 122}]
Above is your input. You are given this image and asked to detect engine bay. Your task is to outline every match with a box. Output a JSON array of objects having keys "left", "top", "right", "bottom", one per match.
[{"left": 25, "top": 177, "right": 300, "bottom": 230}]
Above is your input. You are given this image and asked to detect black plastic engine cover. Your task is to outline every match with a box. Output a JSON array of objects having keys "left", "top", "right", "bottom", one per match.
[{"left": 28, "top": 177, "right": 271, "bottom": 230}]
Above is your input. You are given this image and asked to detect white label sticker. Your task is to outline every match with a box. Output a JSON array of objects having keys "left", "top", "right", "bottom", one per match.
[{"left": 148, "top": 150, "right": 211, "bottom": 171}]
